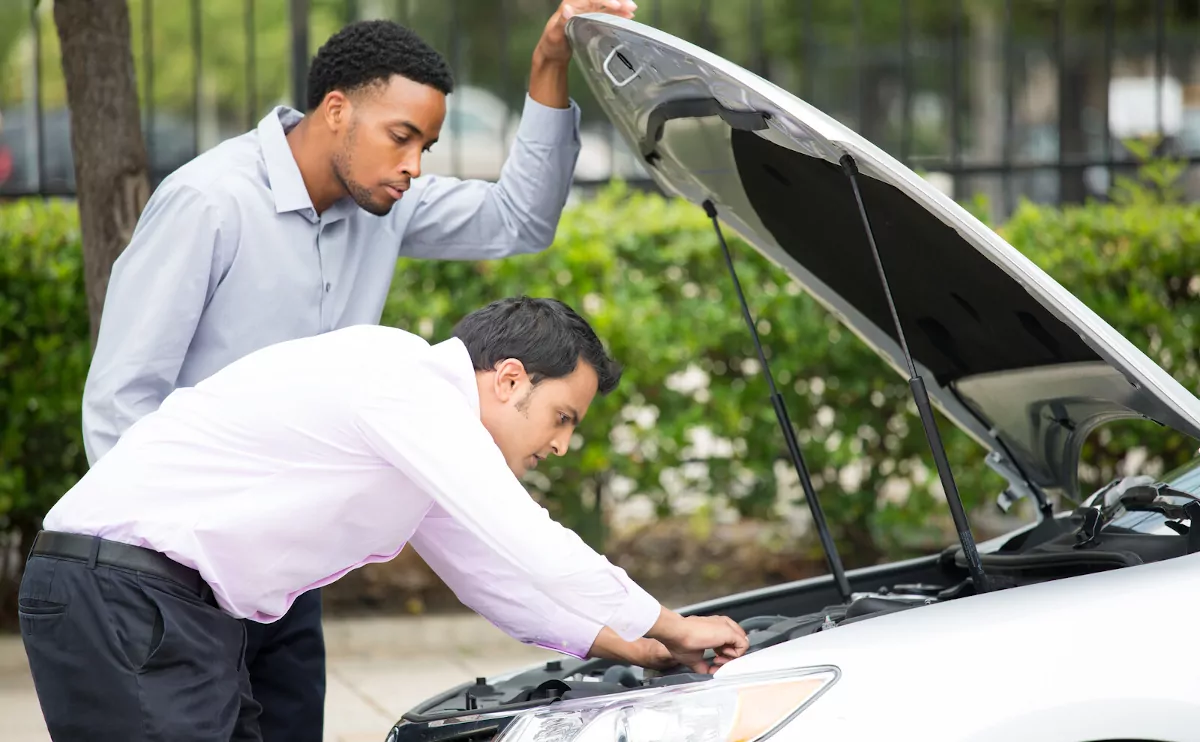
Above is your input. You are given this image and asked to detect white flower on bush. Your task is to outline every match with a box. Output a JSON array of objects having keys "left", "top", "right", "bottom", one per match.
[
  {"left": 838, "top": 459, "right": 869, "bottom": 493},
  {"left": 621, "top": 404, "right": 659, "bottom": 429},
  {"left": 682, "top": 426, "right": 735, "bottom": 459},
  {"left": 610, "top": 493, "right": 655, "bottom": 530},
  {"left": 666, "top": 363, "right": 709, "bottom": 397},
  {"left": 816, "top": 405, "right": 835, "bottom": 428},
  {"left": 609, "top": 424, "right": 638, "bottom": 455},
  {"left": 877, "top": 477, "right": 912, "bottom": 507},
  {"left": 824, "top": 430, "right": 843, "bottom": 453},
  {"left": 583, "top": 292, "right": 604, "bottom": 315}
]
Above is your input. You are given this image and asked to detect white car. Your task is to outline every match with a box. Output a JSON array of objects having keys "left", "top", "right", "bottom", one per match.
[{"left": 385, "top": 15, "right": 1200, "bottom": 742}]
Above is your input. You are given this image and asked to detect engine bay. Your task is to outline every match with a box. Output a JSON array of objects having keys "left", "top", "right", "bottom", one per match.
[
  {"left": 385, "top": 576, "right": 971, "bottom": 742},
  {"left": 386, "top": 477, "right": 1200, "bottom": 742}
]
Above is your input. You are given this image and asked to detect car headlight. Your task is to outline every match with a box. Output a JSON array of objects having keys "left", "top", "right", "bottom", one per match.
[{"left": 495, "top": 667, "right": 838, "bottom": 742}]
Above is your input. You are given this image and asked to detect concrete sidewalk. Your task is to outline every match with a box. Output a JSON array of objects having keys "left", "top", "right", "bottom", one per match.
[{"left": 2, "top": 612, "right": 560, "bottom": 742}]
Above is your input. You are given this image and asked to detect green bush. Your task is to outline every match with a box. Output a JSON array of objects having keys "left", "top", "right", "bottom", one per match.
[
  {"left": 3, "top": 168, "right": 1198, "bottom": 600},
  {"left": 0, "top": 199, "right": 89, "bottom": 619}
]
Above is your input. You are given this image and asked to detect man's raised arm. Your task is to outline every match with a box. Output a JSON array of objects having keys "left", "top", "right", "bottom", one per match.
[{"left": 394, "top": 1, "right": 638, "bottom": 262}]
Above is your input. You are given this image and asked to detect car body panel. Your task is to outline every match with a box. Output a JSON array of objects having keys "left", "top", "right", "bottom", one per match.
[{"left": 718, "top": 551, "right": 1200, "bottom": 740}]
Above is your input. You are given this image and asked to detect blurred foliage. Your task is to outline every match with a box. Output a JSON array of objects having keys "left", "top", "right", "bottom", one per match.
[
  {"left": 1, "top": 0, "right": 346, "bottom": 130},
  {"left": 2, "top": 0, "right": 1195, "bottom": 149},
  {"left": 0, "top": 198, "right": 89, "bottom": 526},
  {"left": 0, "top": 198, "right": 89, "bottom": 621},
  {"left": 2, "top": 157, "right": 1200, "bottom": 587}
]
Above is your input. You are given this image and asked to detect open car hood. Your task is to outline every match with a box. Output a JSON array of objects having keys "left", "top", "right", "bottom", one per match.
[{"left": 566, "top": 15, "right": 1200, "bottom": 498}]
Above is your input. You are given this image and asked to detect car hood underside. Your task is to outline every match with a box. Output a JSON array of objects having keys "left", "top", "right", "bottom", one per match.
[{"left": 565, "top": 14, "right": 1200, "bottom": 498}]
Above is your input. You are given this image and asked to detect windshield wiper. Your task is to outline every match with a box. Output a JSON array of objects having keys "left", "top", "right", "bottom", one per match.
[
  {"left": 839, "top": 154, "right": 990, "bottom": 593},
  {"left": 703, "top": 200, "right": 853, "bottom": 604}
]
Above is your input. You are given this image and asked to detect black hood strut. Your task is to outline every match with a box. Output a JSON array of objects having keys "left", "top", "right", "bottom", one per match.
[
  {"left": 838, "top": 153, "right": 990, "bottom": 593},
  {"left": 703, "top": 200, "right": 853, "bottom": 604}
]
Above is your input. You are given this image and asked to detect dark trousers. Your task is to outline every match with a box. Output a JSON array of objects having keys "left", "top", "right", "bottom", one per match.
[
  {"left": 19, "top": 549, "right": 262, "bottom": 741},
  {"left": 242, "top": 588, "right": 326, "bottom": 742}
]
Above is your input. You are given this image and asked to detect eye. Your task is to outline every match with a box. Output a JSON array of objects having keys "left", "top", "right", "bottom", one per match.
[
  {"left": 391, "top": 133, "right": 408, "bottom": 146},
  {"left": 558, "top": 413, "right": 571, "bottom": 425}
]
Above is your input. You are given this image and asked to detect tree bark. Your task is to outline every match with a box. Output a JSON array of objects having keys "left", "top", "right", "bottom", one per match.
[{"left": 53, "top": 0, "right": 150, "bottom": 347}]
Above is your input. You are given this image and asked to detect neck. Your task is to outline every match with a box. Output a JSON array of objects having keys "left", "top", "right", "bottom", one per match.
[
  {"left": 285, "top": 117, "right": 346, "bottom": 214},
  {"left": 474, "top": 373, "right": 492, "bottom": 419}
]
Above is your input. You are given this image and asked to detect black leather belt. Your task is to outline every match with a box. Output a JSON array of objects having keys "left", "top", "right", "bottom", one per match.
[{"left": 30, "top": 530, "right": 205, "bottom": 595}]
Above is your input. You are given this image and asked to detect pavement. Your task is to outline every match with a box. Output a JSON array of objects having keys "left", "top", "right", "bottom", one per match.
[{"left": 2, "top": 612, "right": 562, "bottom": 742}]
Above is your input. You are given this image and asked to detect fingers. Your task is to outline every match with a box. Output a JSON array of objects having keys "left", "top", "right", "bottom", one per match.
[
  {"left": 560, "top": 0, "right": 637, "bottom": 22},
  {"left": 687, "top": 659, "right": 719, "bottom": 675},
  {"left": 724, "top": 616, "right": 748, "bottom": 645}
]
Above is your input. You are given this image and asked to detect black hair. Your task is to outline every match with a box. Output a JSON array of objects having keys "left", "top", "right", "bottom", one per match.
[
  {"left": 453, "top": 297, "right": 623, "bottom": 396},
  {"left": 306, "top": 20, "right": 454, "bottom": 111}
]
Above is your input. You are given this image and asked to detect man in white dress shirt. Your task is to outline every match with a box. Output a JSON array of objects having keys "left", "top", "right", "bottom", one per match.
[{"left": 19, "top": 297, "right": 750, "bottom": 742}]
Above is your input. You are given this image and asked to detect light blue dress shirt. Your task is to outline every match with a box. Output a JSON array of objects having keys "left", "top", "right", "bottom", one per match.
[{"left": 82, "top": 94, "right": 581, "bottom": 465}]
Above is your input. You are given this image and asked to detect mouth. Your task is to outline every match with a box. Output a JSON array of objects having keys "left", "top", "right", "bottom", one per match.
[
  {"left": 383, "top": 184, "right": 408, "bottom": 201},
  {"left": 528, "top": 454, "right": 545, "bottom": 469}
]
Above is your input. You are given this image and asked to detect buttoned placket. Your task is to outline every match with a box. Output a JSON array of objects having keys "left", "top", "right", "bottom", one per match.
[
  {"left": 316, "top": 218, "right": 328, "bottom": 332},
  {"left": 309, "top": 209, "right": 335, "bottom": 334}
]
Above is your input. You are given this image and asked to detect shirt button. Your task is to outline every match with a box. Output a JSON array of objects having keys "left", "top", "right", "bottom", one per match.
[{"left": 325, "top": 282, "right": 331, "bottom": 292}]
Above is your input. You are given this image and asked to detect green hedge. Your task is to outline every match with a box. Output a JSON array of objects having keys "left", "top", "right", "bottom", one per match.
[
  {"left": 3, "top": 172, "right": 1199, "bottom": 578},
  {"left": 0, "top": 200, "right": 90, "bottom": 565}
]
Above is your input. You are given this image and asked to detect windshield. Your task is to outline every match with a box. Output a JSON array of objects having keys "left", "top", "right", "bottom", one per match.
[{"left": 1158, "top": 457, "right": 1200, "bottom": 495}]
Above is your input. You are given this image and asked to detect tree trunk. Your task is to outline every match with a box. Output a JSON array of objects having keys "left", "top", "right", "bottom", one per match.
[{"left": 53, "top": 0, "right": 150, "bottom": 347}]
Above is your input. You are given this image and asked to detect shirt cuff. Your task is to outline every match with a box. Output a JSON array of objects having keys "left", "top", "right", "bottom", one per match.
[
  {"left": 604, "top": 578, "right": 662, "bottom": 642},
  {"left": 515, "top": 93, "right": 581, "bottom": 146}
]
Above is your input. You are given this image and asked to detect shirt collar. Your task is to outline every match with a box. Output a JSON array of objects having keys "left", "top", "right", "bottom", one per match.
[
  {"left": 257, "top": 106, "right": 314, "bottom": 216},
  {"left": 429, "top": 337, "right": 481, "bottom": 417},
  {"left": 256, "top": 106, "right": 358, "bottom": 224}
]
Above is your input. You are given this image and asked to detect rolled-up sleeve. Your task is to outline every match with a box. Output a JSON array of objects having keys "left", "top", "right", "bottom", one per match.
[
  {"left": 82, "top": 184, "right": 227, "bottom": 465},
  {"left": 354, "top": 380, "right": 661, "bottom": 643},
  {"left": 396, "top": 94, "right": 581, "bottom": 261}
]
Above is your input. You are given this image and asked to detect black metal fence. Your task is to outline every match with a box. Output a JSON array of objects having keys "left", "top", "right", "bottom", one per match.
[{"left": 1, "top": 0, "right": 1199, "bottom": 220}]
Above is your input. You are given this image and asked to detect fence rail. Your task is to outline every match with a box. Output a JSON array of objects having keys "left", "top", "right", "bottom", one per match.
[{"left": 1, "top": 0, "right": 1198, "bottom": 219}]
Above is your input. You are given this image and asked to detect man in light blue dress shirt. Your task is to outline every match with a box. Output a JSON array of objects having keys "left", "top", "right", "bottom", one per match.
[{"left": 79, "top": 2, "right": 638, "bottom": 740}]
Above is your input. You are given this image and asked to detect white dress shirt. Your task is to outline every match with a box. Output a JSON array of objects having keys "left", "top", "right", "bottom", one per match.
[{"left": 45, "top": 325, "right": 661, "bottom": 658}]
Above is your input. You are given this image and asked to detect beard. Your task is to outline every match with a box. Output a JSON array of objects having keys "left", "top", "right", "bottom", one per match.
[{"left": 331, "top": 126, "right": 395, "bottom": 217}]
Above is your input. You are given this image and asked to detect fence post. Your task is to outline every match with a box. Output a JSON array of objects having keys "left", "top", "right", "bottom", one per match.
[{"left": 290, "top": 0, "right": 310, "bottom": 112}]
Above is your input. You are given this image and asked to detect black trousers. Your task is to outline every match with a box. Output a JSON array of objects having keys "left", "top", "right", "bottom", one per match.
[
  {"left": 19, "top": 549, "right": 262, "bottom": 741},
  {"left": 242, "top": 587, "right": 325, "bottom": 742}
]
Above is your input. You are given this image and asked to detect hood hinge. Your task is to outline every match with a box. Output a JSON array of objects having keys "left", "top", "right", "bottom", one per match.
[{"left": 986, "top": 450, "right": 1045, "bottom": 514}]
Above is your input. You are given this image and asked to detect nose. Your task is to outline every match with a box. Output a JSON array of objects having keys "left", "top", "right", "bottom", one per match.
[
  {"left": 399, "top": 151, "right": 422, "bottom": 180},
  {"left": 549, "top": 435, "right": 569, "bottom": 457}
]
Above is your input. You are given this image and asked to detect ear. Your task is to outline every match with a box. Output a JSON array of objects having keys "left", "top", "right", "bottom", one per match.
[
  {"left": 322, "top": 90, "right": 351, "bottom": 131},
  {"left": 492, "top": 358, "right": 528, "bottom": 403}
]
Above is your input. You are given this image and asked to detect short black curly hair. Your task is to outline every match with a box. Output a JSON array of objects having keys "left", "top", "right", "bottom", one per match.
[{"left": 305, "top": 20, "right": 454, "bottom": 111}]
